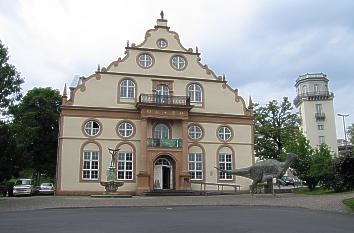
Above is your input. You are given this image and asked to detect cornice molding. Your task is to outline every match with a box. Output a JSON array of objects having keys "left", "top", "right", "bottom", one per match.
[
  {"left": 98, "top": 71, "right": 226, "bottom": 83},
  {"left": 125, "top": 46, "right": 200, "bottom": 56}
]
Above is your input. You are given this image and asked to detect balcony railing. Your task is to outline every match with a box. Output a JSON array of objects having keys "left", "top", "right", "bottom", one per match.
[
  {"left": 138, "top": 94, "right": 190, "bottom": 106},
  {"left": 147, "top": 138, "right": 182, "bottom": 148},
  {"left": 294, "top": 91, "right": 334, "bottom": 106},
  {"left": 315, "top": 112, "right": 326, "bottom": 121}
]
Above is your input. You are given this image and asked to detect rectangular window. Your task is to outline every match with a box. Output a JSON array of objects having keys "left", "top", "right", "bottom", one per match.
[
  {"left": 314, "top": 84, "right": 319, "bottom": 94},
  {"left": 318, "top": 125, "right": 324, "bottom": 130},
  {"left": 319, "top": 136, "right": 325, "bottom": 145},
  {"left": 219, "top": 153, "right": 232, "bottom": 180},
  {"left": 188, "top": 153, "right": 203, "bottom": 180},
  {"left": 117, "top": 152, "right": 133, "bottom": 180},
  {"left": 82, "top": 151, "right": 99, "bottom": 180},
  {"left": 315, "top": 104, "right": 322, "bottom": 113}
]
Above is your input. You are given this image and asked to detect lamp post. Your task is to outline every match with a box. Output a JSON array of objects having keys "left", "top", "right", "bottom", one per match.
[{"left": 337, "top": 113, "right": 349, "bottom": 152}]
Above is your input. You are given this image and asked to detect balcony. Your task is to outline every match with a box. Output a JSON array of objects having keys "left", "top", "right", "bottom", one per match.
[
  {"left": 315, "top": 112, "right": 326, "bottom": 121},
  {"left": 147, "top": 138, "right": 182, "bottom": 148},
  {"left": 138, "top": 94, "right": 191, "bottom": 107},
  {"left": 293, "top": 91, "right": 334, "bottom": 106}
]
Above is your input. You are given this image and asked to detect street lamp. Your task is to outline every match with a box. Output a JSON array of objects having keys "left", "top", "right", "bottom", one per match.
[{"left": 337, "top": 113, "right": 349, "bottom": 151}]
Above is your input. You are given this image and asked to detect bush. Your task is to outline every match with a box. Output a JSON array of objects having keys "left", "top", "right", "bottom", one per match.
[{"left": 332, "top": 154, "right": 354, "bottom": 192}]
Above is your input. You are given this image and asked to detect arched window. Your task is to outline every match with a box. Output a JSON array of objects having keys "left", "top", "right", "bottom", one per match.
[
  {"left": 302, "top": 85, "right": 308, "bottom": 95},
  {"left": 120, "top": 79, "right": 135, "bottom": 99},
  {"left": 156, "top": 84, "right": 169, "bottom": 96},
  {"left": 187, "top": 83, "right": 202, "bottom": 102},
  {"left": 154, "top": 123, "right": 169, "bottom": 139}
]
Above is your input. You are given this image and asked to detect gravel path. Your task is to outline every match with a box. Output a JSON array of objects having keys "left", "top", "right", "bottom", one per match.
[{"left": 0, "top": 193, "right": 353, "bottom": 214}]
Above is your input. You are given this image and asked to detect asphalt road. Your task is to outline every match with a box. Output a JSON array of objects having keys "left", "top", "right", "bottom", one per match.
[{"left": 0, "top": 206, "right": 353, "bottom": 233}]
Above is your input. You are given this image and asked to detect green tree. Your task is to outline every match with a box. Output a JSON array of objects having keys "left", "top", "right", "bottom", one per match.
[
  {"left": 0, "top": 40, "right": 24, "bottom": 115},
  {"left": 254, "top": 97, "right": 301, "bottom": 160},
  {"left": 0, "top": 122, "right": 22, "bottom": 183},
  {"left": 310, "top": 145, "right": 335, "bottom": 190},
  {"left": 347, "top": 124, "right": 354, "bottom": 146},
  {"left": 286, "top": 134, "right": 335, "bottom": 190},
  {"left": 11, "top": 87, "right": 61, "bottom": 184},
  {"left": 285, "top": 134, "right": 316, "bottom": 189}
]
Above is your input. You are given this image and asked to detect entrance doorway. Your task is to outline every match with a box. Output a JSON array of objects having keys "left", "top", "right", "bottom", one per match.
[{"left": 154, "top": 157, "right": 173, "bottom": 190}]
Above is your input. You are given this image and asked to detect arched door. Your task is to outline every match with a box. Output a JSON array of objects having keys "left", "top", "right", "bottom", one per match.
[{"left": 154, "top": 157, "right": 173, "bottom": 190}]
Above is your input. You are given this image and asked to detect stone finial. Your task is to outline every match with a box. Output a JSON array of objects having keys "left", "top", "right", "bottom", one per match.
[
  {"left": 97, "top": 64, "right": 100, "bottom": 72},
  {"left": 248, "top": 96, "right": 253, "bottom": 109},
  {"left": 127, "top": 40, "right": 129, "bottom": 47},
  {"left": 63, "top": 83, "right": 67, "bottom": 98},
  {"left": 160, "top": 10, "right": 164, "bottom": 20},
  {"left": 62, "top": 83, "right": 67, "bottom": 104},
  {"left": 196, "top": 46, "right": 199, "bottom": 53}
]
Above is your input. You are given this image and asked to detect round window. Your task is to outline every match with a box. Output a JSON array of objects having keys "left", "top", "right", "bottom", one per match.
[
  {"left": 137, "top": 53, "right": 153, "bottom": 68},
  {"left": 117, "top": 122, "right": 134, "bottom": 138},
  {"left": 171, "top": 55, "right": 186, "bottom": 70},
  {"left": 157, "top": 39, "right": 168, "bottom": 49},
  {"left": 84, "top": 120, "right": 100, "bottom": 136},
  {"left": 217, "top": 126, "right": 232, "bottom": 141},
  {"left": 188, "top": 125, "right": 203, "bottom": 140}
]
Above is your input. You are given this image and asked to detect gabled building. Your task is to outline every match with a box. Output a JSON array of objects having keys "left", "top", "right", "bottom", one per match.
[
  {"left": 56, "top": 14, "right": 254, "bottom": 195},
  {"left": 294, "top": 73, "right": 338, "bottom": 154}
]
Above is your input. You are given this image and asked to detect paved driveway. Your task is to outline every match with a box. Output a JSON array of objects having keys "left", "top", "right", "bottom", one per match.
[
  {"left": 0, "top": 206, "right": 353, "bottom": 233},
  {"left": 0, "top": 193, "right": 353, "bottom": 213}
]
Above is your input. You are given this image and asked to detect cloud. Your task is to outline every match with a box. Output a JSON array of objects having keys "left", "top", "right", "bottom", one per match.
[{"left": 0, "top": 0, "right": 354, "bottom": 138}]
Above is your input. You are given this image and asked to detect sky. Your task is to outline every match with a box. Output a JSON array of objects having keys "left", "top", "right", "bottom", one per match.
[{"left": 1, "top": 0, "right": 354, "bottom": 139}]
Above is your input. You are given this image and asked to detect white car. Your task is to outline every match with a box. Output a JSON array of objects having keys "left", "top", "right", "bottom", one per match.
[
  {"left": 38, "top": 183, "right": 55, "bottom": 195},
  {"left": 13, "top": 179, "right": 36, "bottom": 196}
]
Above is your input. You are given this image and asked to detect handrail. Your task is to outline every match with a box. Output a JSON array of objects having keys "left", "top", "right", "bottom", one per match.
[
  {"left": 189, "top": 180, "right": 240, "bottom": 194},
  {"left": 138, "top": 94, "right": 191, "bottom": 106},
  {"left": 147, "top": 138, "right": 182, "bottom": 148}
]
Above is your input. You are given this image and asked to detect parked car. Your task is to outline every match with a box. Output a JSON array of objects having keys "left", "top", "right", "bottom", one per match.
[
  {"left": 12, "top": 179, "right": 36, "bottom": 196},
  {"left": 281, "top": 176, "right": 295, "bottom": 186},
  {"left": 38, "top": 183, "right": 55, "bottom": 195}
]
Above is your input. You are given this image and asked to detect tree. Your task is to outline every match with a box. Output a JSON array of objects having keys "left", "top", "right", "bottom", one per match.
[
  {"left": 286, "top": 134, "right": 335, "bottom": 191},
  {"left": 11, "top": 87, "right": 61, "bottom": 184},
  {"left": 347, "top": 124, "right": 354, "bottom": 146},
  {"left": 254, "top": 97, "right": 301, "bottom": 160},
  {"left": 0, "top": 40, "right": 24, "bottom": 115},
  {"left": 285, "top": 134, "right": 316, "bottom": 189},
  {"left": 0, "top": 122, "right": 22, "bottom": 183},
  {"left": 309, "top": 145, "right": 335, "bottom": 190},
  {"left": 331, "top": 154, "right": 354, "bottom": 192}
]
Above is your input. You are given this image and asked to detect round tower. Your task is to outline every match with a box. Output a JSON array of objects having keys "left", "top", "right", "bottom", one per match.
[{"left": 294, "top": 73, "right": 338, "bottom": 154}]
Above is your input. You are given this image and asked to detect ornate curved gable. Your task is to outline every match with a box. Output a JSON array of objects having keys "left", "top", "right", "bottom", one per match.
[{"left": 102, "top": 14, "right": 221, "bottom": 82}]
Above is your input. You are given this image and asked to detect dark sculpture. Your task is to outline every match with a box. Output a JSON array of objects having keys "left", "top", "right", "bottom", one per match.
[
  {"left": 100, "top": 148, "right": 124, "bottom": 193},
  {"left": 216, "top": 153, "right": 297, "bottom": 194}
]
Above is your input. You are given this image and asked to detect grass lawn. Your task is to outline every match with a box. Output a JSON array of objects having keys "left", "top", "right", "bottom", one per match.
[
  {"left": 343, "top": 198, "right": 354, "bottom": 211},
  {"left": 294, "top": 187, "right": 354, "bottom": 195}
]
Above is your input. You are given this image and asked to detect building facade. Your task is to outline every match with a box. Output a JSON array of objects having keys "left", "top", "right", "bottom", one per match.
[
  {"left": 294, "top": 73, "right": 338, "bottom": 154},
  {"left": 56, "top": 15, "right": 254, "bottom": 195}
]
